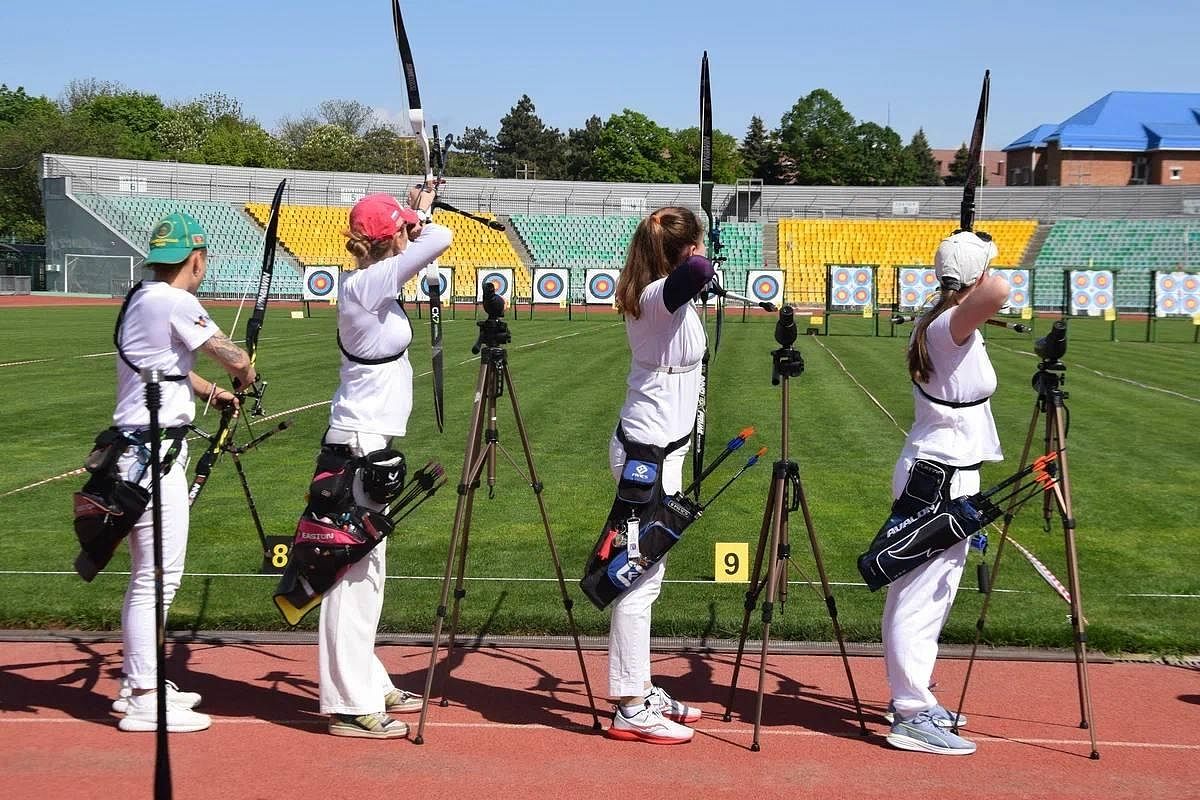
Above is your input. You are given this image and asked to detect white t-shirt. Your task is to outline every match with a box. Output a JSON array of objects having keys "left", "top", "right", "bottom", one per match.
[
  {"left": 113, "top": 281, "right": 218, "bottom": 428},
  {"left": 900, "top": 307, "right": 1002, "bottom": 467},
  {"left": 328, "top": 224, "right": 453, "bottom": 438},
  {"left": 616, "top": 277, "right": 708, "bottom": 446}
]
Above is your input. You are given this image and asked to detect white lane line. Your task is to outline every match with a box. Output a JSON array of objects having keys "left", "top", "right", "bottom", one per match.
[
  {"left": 0, "top": 359, "right": 53, "bottom": 368},
  {"left": 0, "top": 716, "right": 1196, "bottom": 750},
  {"left": 810, "top": 338, "right": 908, "bottom": 436},
  {"left": 994, "top": 345, "right": 1200, "bottom": 404}
]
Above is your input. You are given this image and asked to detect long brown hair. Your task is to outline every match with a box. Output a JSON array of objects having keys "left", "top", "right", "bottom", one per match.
[
  {"left": 615, "top": 206, "right": 703, "bottom": 319},
  {"left": 344, "top": 230, "right": 395, "bottom": 269},
  {"left": 907, "top": 288, "right": 967, "bottom": 383}
]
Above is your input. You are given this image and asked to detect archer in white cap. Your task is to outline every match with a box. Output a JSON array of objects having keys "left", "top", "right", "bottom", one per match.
[{"left": 881, "top": 229, "right": 1010, "bottom": 756}]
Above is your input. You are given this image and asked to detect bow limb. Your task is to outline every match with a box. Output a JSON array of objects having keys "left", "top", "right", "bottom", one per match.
[
  {"left": 393, "top": 0, "right": 444, "bottom": 432},
  {"left": 959, "top": 69, "right": 990, "bottom": 232}
]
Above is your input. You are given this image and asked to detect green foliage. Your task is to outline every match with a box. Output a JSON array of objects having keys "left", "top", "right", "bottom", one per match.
[
  {"left": 740, "top": 115, "right": 781, "bottom": 184},
  {"left": 593, "top": 110, "right": 679, "bottom": 183},
  {"left": 495, "top": 95, "right": 566, "bottom": 180},
  {"left": 564, "top": 115, "right": 603, "bottom": 181},
  {"left": 448, "top": 126, "right": 498, "bottom": 178},
  {"left": 672, "top": 126, "right": 742, "bottom": 185},
  {"left": 777, "top": 89, "right": 857, "bottom": 185},
  {"left": 903, "top": 128, "right": 942, "bottom": 186},
  {"left": 290, "top": 124, "right": 358, "bottom": 172},
  {"left": 845, "top": 121, "right": 905, "bottom": 186},
  {"left": 945, "top": 142, "right": 986, "bottom": 187}
]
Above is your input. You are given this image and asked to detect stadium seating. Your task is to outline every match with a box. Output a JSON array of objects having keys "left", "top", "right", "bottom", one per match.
[
  {"left": 245, "top": 203, "right": 527, "bottom": 298},
  {"left": 777, "top": 218, "right": 1038, "bottom": 306},
  {"left": 75, "top": 193, "right": 304, "bottom": 297},
  {"left": 1032, "top": 219, "right": 1198, "bottom": 309},
  {"left": 509, "top": 214, "right": 763, "bottom": 297}
]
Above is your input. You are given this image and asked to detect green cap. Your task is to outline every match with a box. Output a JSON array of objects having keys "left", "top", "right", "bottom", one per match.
[{"left": 146, "top": 212, "right": 208, "bottom": 265}]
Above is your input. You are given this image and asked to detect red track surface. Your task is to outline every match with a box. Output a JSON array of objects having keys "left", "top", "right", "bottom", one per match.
[{"left": 2, "top": 641, "right": 1198, "bottom": 799}]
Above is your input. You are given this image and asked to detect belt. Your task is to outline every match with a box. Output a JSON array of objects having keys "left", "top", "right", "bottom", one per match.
[{"left": 635, "top": 359, "right": 703, "bottom": 375}]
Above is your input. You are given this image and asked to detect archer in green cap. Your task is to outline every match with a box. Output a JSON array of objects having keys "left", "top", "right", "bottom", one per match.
[{"left": 146, "top": 212, "right": 208, "bottom": 266}]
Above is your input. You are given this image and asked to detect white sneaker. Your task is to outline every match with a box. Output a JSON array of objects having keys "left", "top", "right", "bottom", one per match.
[
  {"left": 112, "top": 678, "right": 202, "bottom": 713},
  {"left": 118, "top": 693, "right": 211, "bottom": 733},
  {"left": 647, "top": 685, "right": 702, "bottom": 724},
  {"left": 606, "top": 701, "right": 694, "bottom": 744},
  {"left": 383, "top": 688, "right": 424, "bottom": 714}
]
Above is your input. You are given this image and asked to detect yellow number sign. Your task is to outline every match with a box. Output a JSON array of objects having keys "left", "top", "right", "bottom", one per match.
[{"left": 715, "top": 542, "right": 749, "bottom": 583}]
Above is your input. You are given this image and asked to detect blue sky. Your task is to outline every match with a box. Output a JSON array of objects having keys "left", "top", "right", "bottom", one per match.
[{"left": 2, "top": 0, "right": 1198, "bottom": 150}]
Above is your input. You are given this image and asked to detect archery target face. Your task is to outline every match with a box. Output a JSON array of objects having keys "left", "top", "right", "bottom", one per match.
[
  {"left": 535, "top": 271, "right": 565, "bottom": 300},
  {"left": 479, "top": 270, "right": 511, "bottom": 300},
  {"left": 303, "top": 266, "right": 338, "bottom": 300},
  {"left": 998, "top": 269, "right": 1030, "bottom": 309},
  {"left": 1069, "top": 270, "right": 1114, "bottom": 316},
  {"left": 747, "top": 270, "right": 783, "bottom": 305},
  {"left": 829, "top": 265, "right": 872, "bottom": 308},
  {"left": 588, "top": 272, "right": 615, "bottom": 300},
  {"left": 898, "top": 268, "right": 936, "bottom": 310},
  {"left": 1159, "top": 272, "right": 1200, "bottom": 316},
  {"left": 420, "top": 272, "right": 449, "bottom": 297}
]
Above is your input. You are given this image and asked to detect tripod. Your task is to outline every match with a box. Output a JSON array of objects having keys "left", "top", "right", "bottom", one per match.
[
  {"left": 953, "top": 322, "right": 1099, "bottom": 758},
  {"left": 413, "top": 295, "right": 601, "bottom": 744},
  {"left": 722, "top": 307, "right": 868, "bottom": 751}
]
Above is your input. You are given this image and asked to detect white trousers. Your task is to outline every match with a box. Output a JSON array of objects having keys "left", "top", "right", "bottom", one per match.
[
  {"left": 318, "top": 430, "right": 398, "bottom": 715},
  {"left": 606, "top": 434, "right": 687, "bottom": 698},
  {"left": 121, "top": 439, "right": 189, "bottom": 691},
  {"left": 881, "top": 457, "right": 979, "bottom": 718}
]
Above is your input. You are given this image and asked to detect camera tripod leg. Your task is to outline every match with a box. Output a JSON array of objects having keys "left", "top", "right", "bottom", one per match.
[
  {"left": 414, "top": 360, "right": 493, "bottom": 745},
  {"left": 502, "top": 367, "right": 601, "bottom": 730},
  {"left": 723, "top": 491, "right": 776, "bottom": 722},
  {"left": 1048, "top": 404, "right": 1100, "bottom": 758},
  {"left": 749, "top": 472, "right": 789, "bottom": 752},
  {"left": 792, "top": 476, "right": 868, "bottom": 735},
  {"left": 437, "top": 500, "right": 476, "bottom": 708}
]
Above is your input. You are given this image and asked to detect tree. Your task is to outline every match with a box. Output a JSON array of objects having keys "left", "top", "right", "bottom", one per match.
[
  {"left": 291, "top": 124, "right": 358, "bottom": 172},
  {"left": 446, "top": 126, "right": 496, "bottom": 178},
  {"left": 564, "top": 115, "right": 603, "bottom": 181},
  {"left": 57, "top": 78, "right": 124, "bottom": 113},
  {"left": 355, "top": 126, "right": 405, "bottom": 174},
  {"left": 592, "top": 110, "right": 679, "bottom": 183},
  {"left": 740, "top": 116, "right": 782, "bottom": 184},
  {"left": 0, "top": 85, "right": 63, "bottom": 240},
  {"left": 901, "top": 128, "right": 941, "bottom": 186},
  {"left": 318, "top": 99, "right": 375, "bottom": 137},
  {"left": 845, "top": 122, "right": 905, "bottom": 186},
  {"left": 944, "top": 143, "right": 985, "bottom": 187},
  {"left": 201, "top": 117, "right": 287, "bottom": 168},
  {"left": 671, "top": 126, "right": 742, "bottom": 185},
  {"left": 494, "top": 95, "right": 566, "bottom": 180},
  {"left": 777, "top": 89, "right": 857, "bottom": 185},
  {"left": 277, "top": 114, "right": 320, "bottom": 153}
]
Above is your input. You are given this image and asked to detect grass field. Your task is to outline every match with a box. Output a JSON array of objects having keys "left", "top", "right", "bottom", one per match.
[{"left": 1, "top": 301, "right": 1197, "bottom": 654}]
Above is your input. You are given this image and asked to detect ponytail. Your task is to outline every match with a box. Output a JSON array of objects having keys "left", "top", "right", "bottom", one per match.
[
  {"left": 907, "top": 288, "right": 967, "bottom": 383},
  {"left": 616, "top": 207, "right": 703, "bottom": 319}
]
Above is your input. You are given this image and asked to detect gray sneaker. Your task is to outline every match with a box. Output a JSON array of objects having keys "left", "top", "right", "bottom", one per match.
[
  {"left": 887, "top": 711, "right": 976, "bottom": 755},
  {"left": 328, "top": 712, "right": 408, "bottom": 739},
  {"left": 884, "top": 701, "right": 967, "bottom": 728}
]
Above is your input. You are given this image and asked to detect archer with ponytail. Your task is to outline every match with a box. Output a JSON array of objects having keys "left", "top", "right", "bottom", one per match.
[
  {"left": 604, "top": 206, "right": 713, "bottom": 745},
  {"left": 881, "top": 230, "right": 1009, "bottom": 755}
]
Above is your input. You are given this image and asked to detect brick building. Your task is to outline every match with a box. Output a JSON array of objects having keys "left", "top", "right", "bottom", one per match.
[
  {"left": 930, "top": 149, "right": 1008, "bottom": 187},
  {"left": 1003, "top": 91, "right": 1200, "bottom": 186}
]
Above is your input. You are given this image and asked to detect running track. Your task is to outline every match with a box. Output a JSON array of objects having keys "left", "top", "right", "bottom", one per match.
[{"left": 2, "top": 638, "right": 1197, "bottom": 799}]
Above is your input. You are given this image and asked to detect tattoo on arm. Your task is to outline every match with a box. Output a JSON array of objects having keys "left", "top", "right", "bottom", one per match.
[{"left": 200, "top": 333, "right": 249, "bottom": 370}]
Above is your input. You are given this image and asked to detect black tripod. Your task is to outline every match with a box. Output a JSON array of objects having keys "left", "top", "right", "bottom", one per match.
[
  {"left": 723, "top": 307, "right": 868, "bottom": 750},
  {"left": 413, "top": 286, "right": 600, "bottom": 744},
  {"left": 953, "top": 321, "right": 1099, "bottom": 758}
]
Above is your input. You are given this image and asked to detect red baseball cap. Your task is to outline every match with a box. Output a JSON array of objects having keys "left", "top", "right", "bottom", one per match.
[{"left": 349, "top": 194, "right": 420, "bottom": 241}]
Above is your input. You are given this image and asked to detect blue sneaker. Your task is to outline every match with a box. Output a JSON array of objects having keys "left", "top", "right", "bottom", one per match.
[
  {"left": 884, "top": 701, "right": 967, "bottom": 728},
  {"left": 887, "top": 711, "right": 976, "bottom": 755}
]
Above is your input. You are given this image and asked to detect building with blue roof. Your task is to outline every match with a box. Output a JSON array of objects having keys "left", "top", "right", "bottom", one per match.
[{"left": 1003, "top": 92, "right": 1200, "bottom": 186}]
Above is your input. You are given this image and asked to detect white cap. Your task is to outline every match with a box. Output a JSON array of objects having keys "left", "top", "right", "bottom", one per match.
[{"left": 934, "top": 231, "right": 999, "bottom": 289}]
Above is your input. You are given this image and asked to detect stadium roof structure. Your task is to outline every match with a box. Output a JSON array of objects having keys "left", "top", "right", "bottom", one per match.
[{"left": 1003, "top": 92, "right": 1200, "bottom": 152}]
